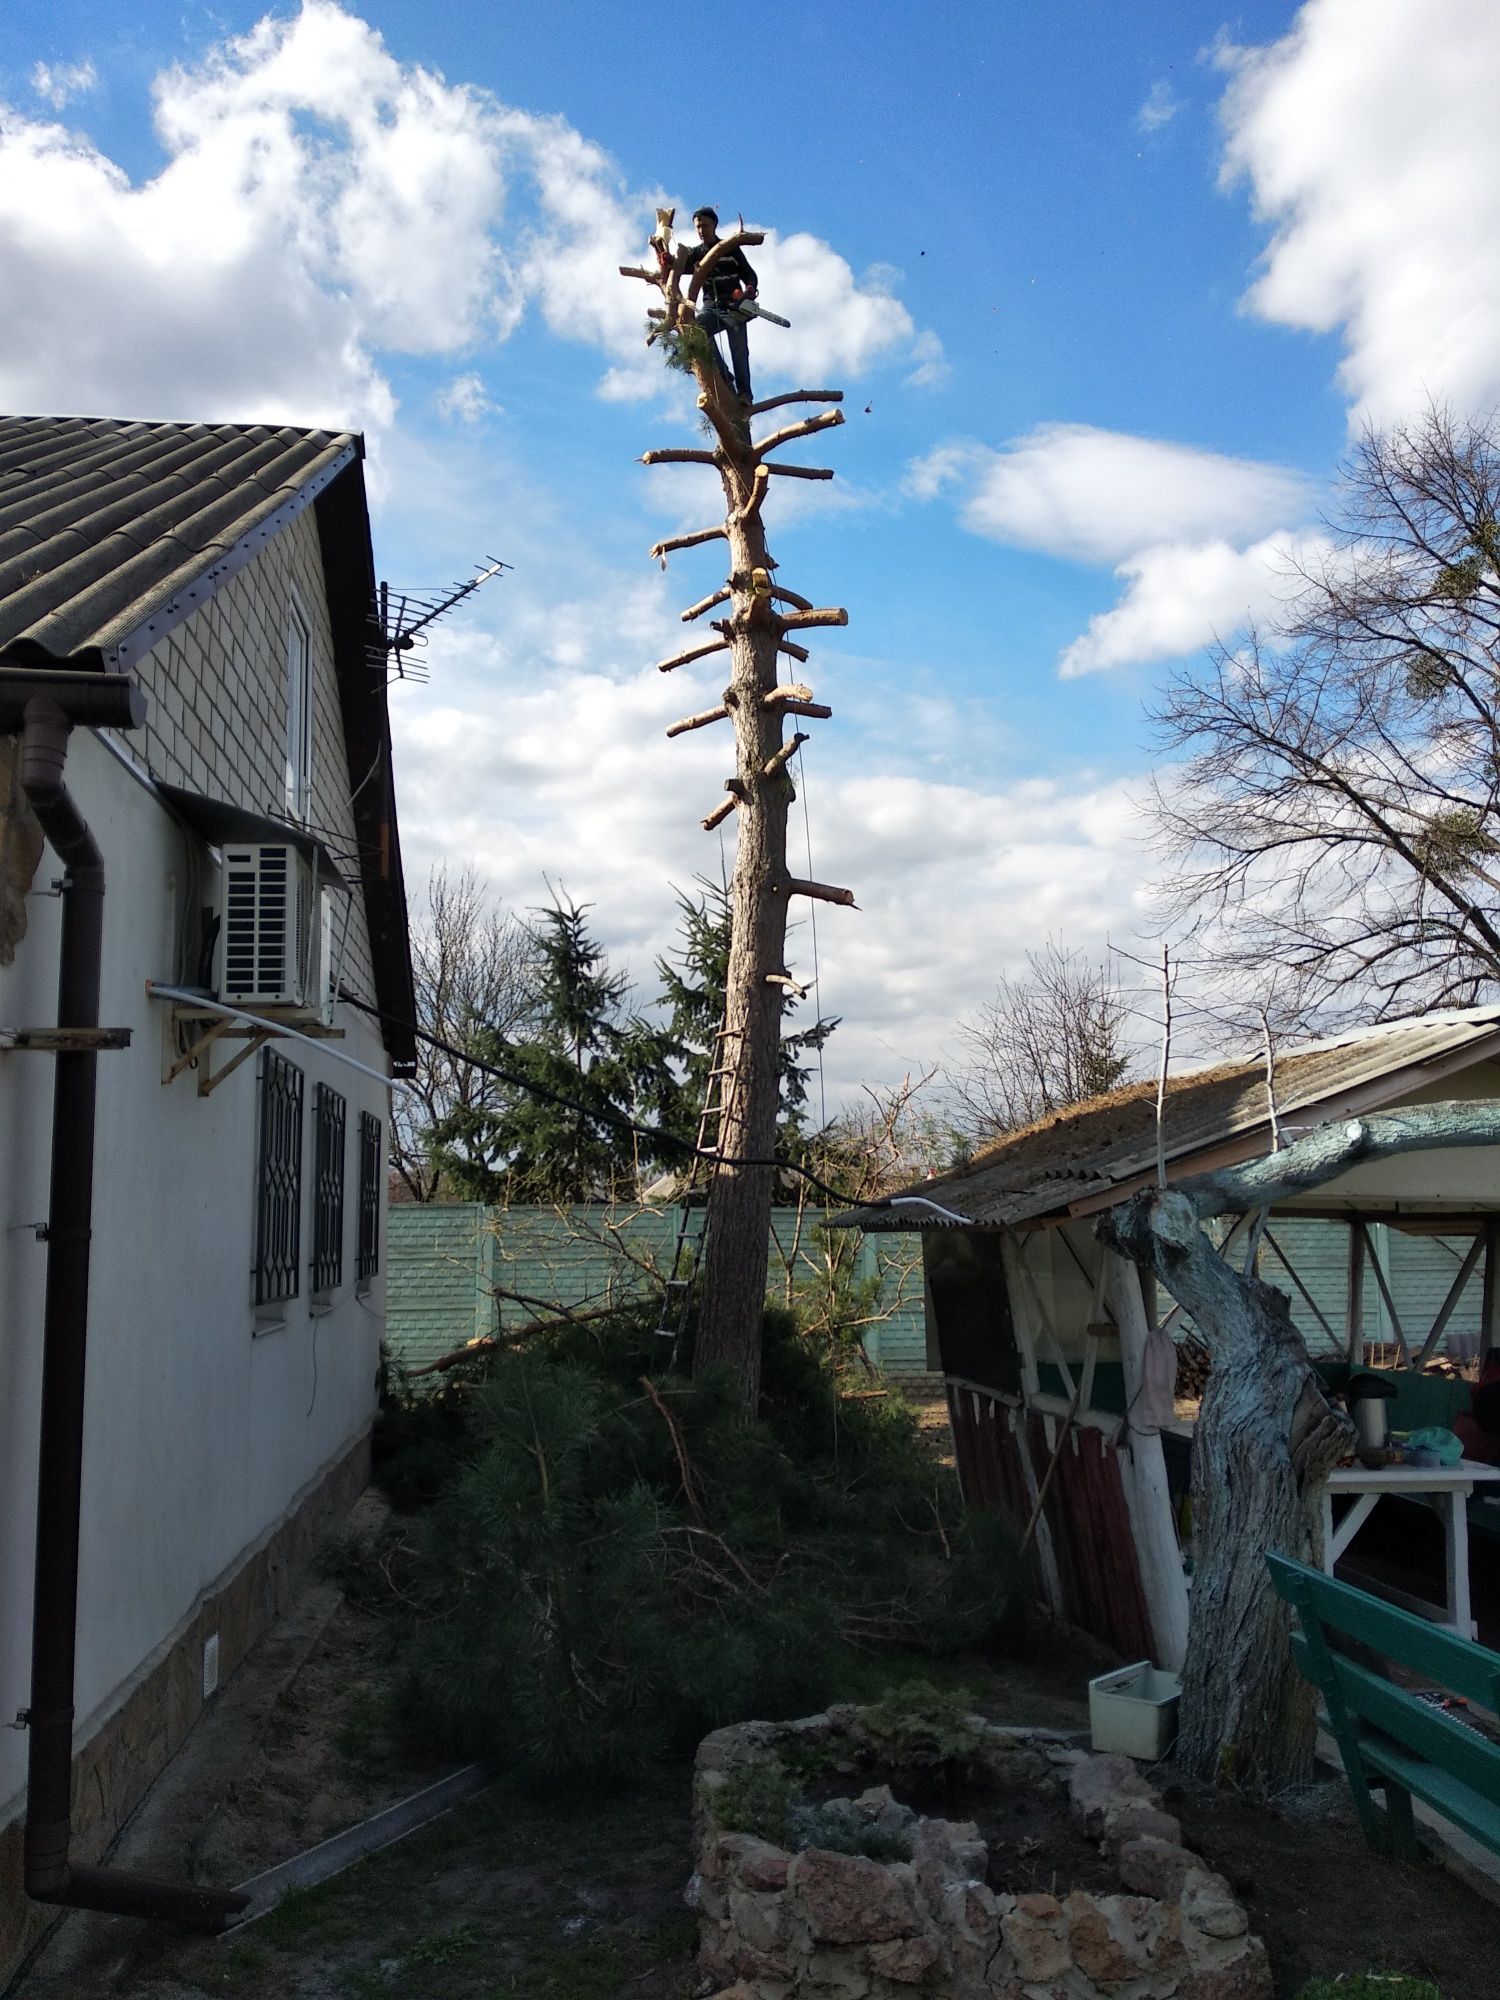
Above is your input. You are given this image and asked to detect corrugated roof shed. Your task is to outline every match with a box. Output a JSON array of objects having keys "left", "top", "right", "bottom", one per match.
[
  {"left": 839, "top": 1008, "right": 1500, "bottom": 1232},
  {"left": 0, "top": 415, "right": 357, "bottom": 670}
]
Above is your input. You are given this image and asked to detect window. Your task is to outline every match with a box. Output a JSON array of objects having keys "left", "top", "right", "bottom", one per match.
[
  {"left": 312, "top": 1083, "right": 347, "bottom": 1295},
  {"left": 356, "top": 1111, "right": 381, "bottom": 1282},
  {"left": 285, "top": 596, "right": 313, "bottom": 822},
  {"left": 254, "top": 1049, "right": 303, "bottom": 1307}
]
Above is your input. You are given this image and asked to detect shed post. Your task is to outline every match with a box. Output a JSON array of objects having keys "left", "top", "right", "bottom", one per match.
[
  {"left": 1482, "top": 1215, "right": 1500, "bottom": 1363},
  {"left": 1103, "top": 1248, "right": 1190, "bottom": 1670},
  {"left": 1346, "top": 1219, "right": 1365, "bottom": 1363}
]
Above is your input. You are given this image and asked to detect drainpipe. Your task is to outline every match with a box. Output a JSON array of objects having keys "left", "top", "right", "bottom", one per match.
[{"left": 3, "top": 670, "right": 247, "bottom": 1932}]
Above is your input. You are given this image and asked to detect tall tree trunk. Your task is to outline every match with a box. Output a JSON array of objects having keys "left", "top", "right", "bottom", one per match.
[
  {"left": 1098, "top": 1187, "right": 1351, "bottom": 1788},
  {"left": 625, "top": 228, "right": 851, "bottom": 1419},
  {"left": 690, "top": 376, "right": 792, "bottom": 1416}
]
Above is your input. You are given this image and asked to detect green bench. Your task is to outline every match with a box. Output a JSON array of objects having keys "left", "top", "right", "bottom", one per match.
[{"left": 1268, "top": 1552, "right": 1500, "bottom": 1859}]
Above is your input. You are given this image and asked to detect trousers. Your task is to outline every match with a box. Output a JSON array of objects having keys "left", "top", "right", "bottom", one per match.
[{"left": 695, "top": 306, "right": 752, "bottom": 400}]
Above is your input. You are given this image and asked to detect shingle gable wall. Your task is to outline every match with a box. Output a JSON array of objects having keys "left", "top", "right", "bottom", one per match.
[{"left": 118, "top": 506, "right": 375, "bottom": 1002}]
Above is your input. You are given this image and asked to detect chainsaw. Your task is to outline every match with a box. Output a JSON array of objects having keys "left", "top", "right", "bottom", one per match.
[{"left": 726, "top": 290, "right": 790, "bottom": 328}]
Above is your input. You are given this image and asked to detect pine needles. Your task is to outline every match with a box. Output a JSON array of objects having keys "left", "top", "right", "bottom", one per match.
[{"left": 366, "top": 1310, "right": 1024, "bottom": 1788}]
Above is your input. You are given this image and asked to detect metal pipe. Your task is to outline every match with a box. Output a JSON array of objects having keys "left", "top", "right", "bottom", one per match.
[
  {"left": 145, "top": 982, "right": 418, "bottom": 1095},
  {"left": 15, "top": 688, "right": 247, "bottom": 1932}
]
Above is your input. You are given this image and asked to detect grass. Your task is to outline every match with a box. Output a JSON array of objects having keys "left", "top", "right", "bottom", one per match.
[{"left": 121, "top": 1766, "right": 699, "bottom": 2000}]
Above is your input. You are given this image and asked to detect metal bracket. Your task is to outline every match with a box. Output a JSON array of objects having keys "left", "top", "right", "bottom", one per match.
[
  {"left": 0, "top": 1027, "right": 132, "bottom": 1053},
  {"left": 160, "top": 1004, "right": 344, "bottom": 1097}
]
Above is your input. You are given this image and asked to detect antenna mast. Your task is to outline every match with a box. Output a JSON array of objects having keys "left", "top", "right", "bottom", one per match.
[
  {"left": 623, "top": 211, "right": 855, "bottom": 1415},
  {"left": 370, "top": 558, "right": 510, "bottom": 683}
]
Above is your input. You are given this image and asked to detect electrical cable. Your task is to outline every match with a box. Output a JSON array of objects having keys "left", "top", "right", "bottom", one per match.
[
  {"left": 336, "top": 987, "right": 930, "bottom": 1215},
  {"left": 795, "top": 734, "right": 829, "bottom": 1132}
]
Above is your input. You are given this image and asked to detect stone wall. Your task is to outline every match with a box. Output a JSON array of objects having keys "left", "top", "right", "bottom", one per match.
[{"left": 691, "top": 1710, "right": 1272, "bottom": 2000}]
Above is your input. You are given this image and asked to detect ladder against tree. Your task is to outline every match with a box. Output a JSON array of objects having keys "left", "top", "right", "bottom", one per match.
[
  {"left": 656, "top": 1024, "right": 739, "bottom": 1359},
  {"left": 622, "top": 212, "right": 856, "bottom": 1414}
]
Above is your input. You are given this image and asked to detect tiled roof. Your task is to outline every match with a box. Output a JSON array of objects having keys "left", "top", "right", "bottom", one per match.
[
  {"left": 0, "top": 415, "right": 357, "bottom": 669},
  {"left": 839, "top": 1008, "right": 1500, "bottom": 1231}
]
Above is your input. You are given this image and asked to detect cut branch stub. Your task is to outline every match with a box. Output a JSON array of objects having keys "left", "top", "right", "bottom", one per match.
[
  {"left": 775, "top": 638, "right": 811, "bottom": 665},
  {"left": 650, "top": 525, "right": 727, "bottom": 568},
  {"left": 785, "top": 876, "right": 857, "bottom": 908},
  {"left": 756, "top": 409, "right": 846, "bottom": 458},
  {"left": 772, "top": 699, "right": 832, "bottom": 721},
  {"left": 735, "top": 463, "right": 771, "bottom": 525},
  {"left": 702, "top": 779, "right": 747, "bottom": 831},
  {"left": 656, "top": 635, "right": 730, "bottom": 675},
  {"left": 749, "top": 389, "right": 844, "bottom": 416},
  {"left": 640, "top": 448, "right": 719, "bottom": 467},
  {"left": 685, "top": 228, "right": 767, "bottom": 302},
  {"left": 681, "top": 586, "right": 732, "bottom": 623},
  {"left": 761, "top": 732, "right": 809, "bottom": 779},
  {"left": 769, "top": 583, "right": 812, "bottom": 612},
  {"left": 666, "top": 703, "right": 731, "bottom": 739},
  {"left": 763, "top": 683, "right": 814, "bottom": 706},
  {"left": 765, "top": 463, "right": 835, "bottom": 481},
  {"left": 778, "top": 607, "right": 848, "bottom": 633}
]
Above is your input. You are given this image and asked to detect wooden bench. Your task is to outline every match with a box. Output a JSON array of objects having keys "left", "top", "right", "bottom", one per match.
[{"left": 1268, "top": 1552, "right": 1500, "bottom": 1859}]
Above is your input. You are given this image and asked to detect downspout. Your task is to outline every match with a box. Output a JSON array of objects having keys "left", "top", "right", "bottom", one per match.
[{"left": 5, "top": 672, "right": 247, "bottom": 1931}]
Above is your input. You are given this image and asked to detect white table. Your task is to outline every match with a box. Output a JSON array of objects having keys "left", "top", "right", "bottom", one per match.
[{"left": 1320, "top": 1460, "right": 1500, "bottom": 1637}]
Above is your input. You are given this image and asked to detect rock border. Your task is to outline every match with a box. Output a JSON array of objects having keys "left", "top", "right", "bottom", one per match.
[{"left": 690, "top": 1709, "right": 1272, "bottom": 1999}]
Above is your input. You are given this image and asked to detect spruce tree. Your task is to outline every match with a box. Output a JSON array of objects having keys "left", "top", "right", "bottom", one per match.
[
  {"left": 655, "top": 880, "right": 838, "bottom": 1159},
  {"left": 431, "top": 895, "right": 677, "bottom": 1202}
]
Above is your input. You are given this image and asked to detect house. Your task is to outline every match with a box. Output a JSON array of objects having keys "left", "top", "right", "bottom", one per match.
[
  {"left": 0, "top": 415, "right": 416, "bottom": 1972},
  {"left": 834, "top": 1011, "right": 1500, "bottom": 1669}
]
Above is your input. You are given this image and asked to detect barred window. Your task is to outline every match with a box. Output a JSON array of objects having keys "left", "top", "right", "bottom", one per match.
[
  {"left": 312, "top": 1083, "right": 347, "bottom": 1294},
  {"left": 254, "top": 1050, "right": 303, "bottom": 1307},
  {"left": 356, "top": 1111, "right": 381, "bottom": 1282}
]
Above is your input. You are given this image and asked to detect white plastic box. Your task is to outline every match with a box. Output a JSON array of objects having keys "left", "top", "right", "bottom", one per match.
[{"left": 1088, "top": 1662, "right": 1182, "bottom": 1760}]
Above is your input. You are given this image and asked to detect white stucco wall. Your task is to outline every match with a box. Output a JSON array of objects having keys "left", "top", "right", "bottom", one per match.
[{"left": 0, "top": 584, "right": 393, "bottom": 1822}]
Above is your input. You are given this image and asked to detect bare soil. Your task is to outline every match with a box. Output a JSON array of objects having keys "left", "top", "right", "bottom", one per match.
[
  {"left": 1166, "top": 1772, "right": 1500, "bottom": 2000},
  {"left": 13, "top": 1420, "right": 1497, "bottom": 2000}
]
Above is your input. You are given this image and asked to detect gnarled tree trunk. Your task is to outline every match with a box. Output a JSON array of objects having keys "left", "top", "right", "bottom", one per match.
[
  {"left": 1098, "top": 1101, "right": 1500, "bottom": 1787},
  {"left": 1099, "top": 1188, "right": 1349, "bottom": 1787}
]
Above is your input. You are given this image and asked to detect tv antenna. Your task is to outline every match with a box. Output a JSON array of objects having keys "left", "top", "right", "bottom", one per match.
[{"left": 370, "top": 557, "right": 511, "bottom": 683}]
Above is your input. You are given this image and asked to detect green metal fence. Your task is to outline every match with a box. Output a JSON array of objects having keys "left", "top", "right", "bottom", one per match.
[{"left": 386, "top": 1202, "right": 930, "bottom": 1379}]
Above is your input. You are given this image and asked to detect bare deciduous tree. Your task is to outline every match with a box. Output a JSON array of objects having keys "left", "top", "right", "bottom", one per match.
[
  {"left": 950, "top": 941, "right": 1135, "bottom": 1139},
  {"left": 1154, "top": 406, "right": 1500, "bottom": 1023},
  {"left": 391, "top": 865, "right": 542, "bottom": 1203}
]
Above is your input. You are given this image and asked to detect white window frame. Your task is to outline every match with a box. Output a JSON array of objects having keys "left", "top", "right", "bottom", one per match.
[{"left": 285, "top": 591, "right": 313, "bottom": 823}]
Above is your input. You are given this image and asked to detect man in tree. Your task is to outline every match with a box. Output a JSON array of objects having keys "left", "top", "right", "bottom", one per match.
[{"left": 684, "top": 206, "right": 758, "bottom": 403}]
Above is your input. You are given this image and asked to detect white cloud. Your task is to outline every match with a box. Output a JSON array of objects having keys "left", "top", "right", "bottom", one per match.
[
  {"left": 1058, "top": 531, "right": 1334, "bottom": 677},
  {"left": 1218, "top": 0, "right": 1500, "bottom": 423},
  {"left": 30, "top": 60, "right": 97, "bottom": 110},
  {"left": 437, "top": 371, "right": 498, "bottom": 423},
  {"left": 0, "top": 3, "right": 934, "bottom": 429},
  {"left": 910, "top": 425, "right": 1325, "bottom": 675},
  {"left": 908, "top": 423, "right": 1312, "bottom": 565},
  {"left": 391, "top": 562, "right": 1157, "bottom": 1104},
  {"left": 1136, "top": 80, "right": 1180, "bottom": 134}
]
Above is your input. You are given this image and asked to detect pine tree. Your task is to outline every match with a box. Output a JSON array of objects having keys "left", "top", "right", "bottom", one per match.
[{"left": 431, "top": 895, "right": 678, "bottom": 1203}]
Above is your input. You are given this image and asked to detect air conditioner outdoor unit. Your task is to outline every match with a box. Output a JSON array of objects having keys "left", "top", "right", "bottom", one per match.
[{"left": 215, "top": 842, "right": 324, "bottom": 1010}]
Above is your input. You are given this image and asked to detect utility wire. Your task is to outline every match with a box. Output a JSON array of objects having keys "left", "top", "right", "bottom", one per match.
[{"left": 340, "top": 989, "right": 886, "bottom": 1212}]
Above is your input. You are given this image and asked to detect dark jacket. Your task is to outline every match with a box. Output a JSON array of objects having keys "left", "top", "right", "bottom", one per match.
[{"left": 686, "top": 241, "right": 758, "bottom": 311}]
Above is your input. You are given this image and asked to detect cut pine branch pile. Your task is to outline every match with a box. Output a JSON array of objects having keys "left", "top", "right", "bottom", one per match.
[{"left": 622, "top": 208, "right": 857, "bottom": 1412}]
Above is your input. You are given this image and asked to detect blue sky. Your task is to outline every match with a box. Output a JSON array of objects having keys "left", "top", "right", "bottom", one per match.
[{"left": 3, "top": 1, "right": 1495, "bottom": 1101}]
